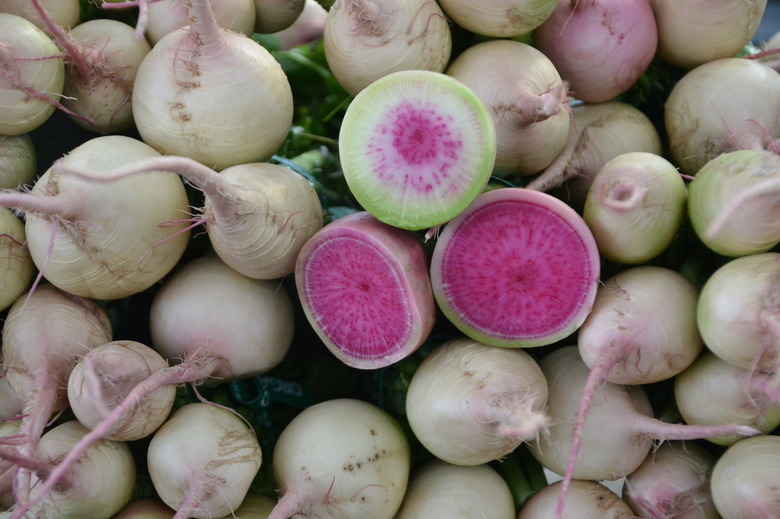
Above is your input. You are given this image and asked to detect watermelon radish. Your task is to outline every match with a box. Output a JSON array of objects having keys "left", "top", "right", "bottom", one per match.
[
  {"left": 338, "top": 69, "right": 496, "bottom": 231},
  {"left": 429, "top": 187, "right": 600, "bottom": 348},
  {"left": 294, "top": 211, "right": 436, "bottom": 369}
]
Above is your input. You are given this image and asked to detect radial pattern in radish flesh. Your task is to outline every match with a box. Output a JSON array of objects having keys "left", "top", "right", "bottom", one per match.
[
  {"left": 430, "top": 187, "right": 600, "bottom": 348},
  {"left": 338, "top": 69, "right": 496, "bottom": 231},
  {"left": 295, "top": 211, "right": 436, "bottom": 369}
]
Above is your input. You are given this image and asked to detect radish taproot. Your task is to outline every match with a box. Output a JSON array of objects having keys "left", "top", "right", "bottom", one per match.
[
  {"left": 405, "top": 338, "right": 549, "bottom": 466},
  {"left": 322, "top": 0, "right": 452, "bottom": 96},
  {"left": 143, "top": 0, "right": 256, "bottom": 45},
  {"left": 687, "top": 149, "right": 780, "bottom": 257},
  {"left": 268, "top": 398, "right": 410, "bottom": 519},
  {"left": 445, "top": 38, "right": 571, "bottom": 176},
  {"left": 0, "top": 208, "right": 34, "bottom": 312},
  {"left": 532, "top": 0, "right": 658, "bottom": 103},
  {"left": 528, "top": 346, "right": 760, "bottom": 519},
  {"left": 437, "top": 0, "right": 558, "bottom": 38},
  {"left": 430, "top": 187, "right": 600, "bottom": 348},
  {"left": 664, "top": 57, "right": 780, "bottom": 177},
  {"left": 146, "top": 403, "right": 263, "bottom": 519},
  {"left": 338, "top": 69, "right": 496, "bottom": 230},
  {"left": 623, "top": 441, "right": 719, "bottom": 519},
  {"left": 295, "top": 211, "right": 435, "bottom": 369},
  {"left": 0, "top": 135, "right": 191, "bottom": 300},
  {"left": 1, "top": 283, "right": 112, "bottom": 503},
  {"left": 395, "top": 459, "right": 515, "bottom": 519},
  {"left": 0, "top": 13, "right": 65, "bottom": 135},
  {"left": 582, "top": 152, "right": 687, "bottom": 264},
  {"left": 131, "top": 0, "right": 293, "bottom": 170}
]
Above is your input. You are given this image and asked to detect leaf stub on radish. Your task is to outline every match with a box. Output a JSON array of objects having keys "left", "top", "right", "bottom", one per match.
[
  {"left": 430, "top": 187, "right": 600, "bottom": 348},
  {"left": 295, "top": 211, "right": 435, "bottom": 369},
  {"left": 338, "top": 69, "right": 496, "bottom": 231}
]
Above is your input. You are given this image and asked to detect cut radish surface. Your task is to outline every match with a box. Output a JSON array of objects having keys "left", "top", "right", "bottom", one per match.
[
  {"left": 338, "top": 70, "right": 496, "bottom": 231},
  {"left": 430, "top": 187, "right": 600, "bottom": 348},
  {"left": 295, "top": 211, "right": 436, "bottom": 369}
]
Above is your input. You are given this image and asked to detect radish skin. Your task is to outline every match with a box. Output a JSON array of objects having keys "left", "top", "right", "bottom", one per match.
[
  {"left": 0, "top": 134, "right": 36, "bottom": 190},
  {"left": 253, "top": 0, "right": 305, "bottom": 33},
  {"left": 518, "top": 479, "right": 635, "bottom": 518},
  {"left": 0, "top": 208, "right": 34, "bottom": 312},
  {"left": 0, "top": 0, "right": 80, "bottom": 34},
  {"left": 436, "top": 0, "right": 558, "bottom": 38}
]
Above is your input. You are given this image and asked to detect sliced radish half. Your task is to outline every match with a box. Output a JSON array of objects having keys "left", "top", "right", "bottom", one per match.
[
  {"left": 295, "top": 211, "right": 436, "bottom": 369},
  {"left": 338, "top": 69, "right": 496, "bottom": 231},
  {"left": 430, "top": 187, "right": 600, "bottom": 348}
]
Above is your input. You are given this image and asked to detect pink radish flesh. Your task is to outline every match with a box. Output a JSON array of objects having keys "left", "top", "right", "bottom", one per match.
[
  {"left": 296, "top": 211, "right": 435, "bottom": 369},
  {"left": 430, "top": 187, "right": 599, "bottom": 347}
]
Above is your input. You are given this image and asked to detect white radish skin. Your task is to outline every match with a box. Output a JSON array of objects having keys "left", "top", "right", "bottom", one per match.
[
  {"left": 445, "top": 38, "right": 571, "bottom": 176},
  {"left": 0, "top": 13, "right": 65, "bottom": 135},
  {"left": 674, "top": 350, "right": 780, "bottom": 446},
  {"left": 405, "top": 338, "right": 549, "bottom": 466},
  {"left": 17, "top": 421, "right": 136, "bottom": 519},
  {"left": 217, "top": 493, "right": 275, "bottom": 518},
  {"left": 0, "top": 134, "right": 36, "bottom": 190},
  {"left": 687, "top": 149, "right": 780, "bottom": 257},
  {"left": 517, "top": 479, "right": 635, "bottom": 518},
  {"left": 113, "top": 497, "right": 176, "bottom": 518},
  {"left": 67, "top": 340, "right": 177, "bottom": 441},
  {"left": 696, "top": 252, "right": 780, "bottom": 372},
  {"left": 528, "top": 346, "right": 760, "bottom": 519},
  {"left": 0, "top": 0, "right": 80, "bottom": 34},
  {"left": 395, "top": 459, "right": 515, "bottom": 519},
  {"left": 526, "top": 101, "right": 662, "bottom": 209},
  {"left": 0, "top": 420, "right": 22, "bottom": 510},
  {"left": 295, "top": 211, "right": 435, "bottom": 369},
  {"left": 253, "top": 0, "right": 305, "bottom": 33},
  {"left": 1, "top": 283, "right": 112, "bottom": 503},
  {"left": 664, "top": 57, "right": 780, "bottom": 177},
  {"left": 533, "top": 0, "right": 658, "bottom": 103},
  {"left": 710, "top": 435, "right": 780, "bottom": 519},
  {"left": 0, "top": 208, "right": 34, "bottom": 312},
  {"left": 150, "top": 255, "right": 296, "bottom": 381},
  {"left": 437, "top": 0, "right": 558, "bottom": 38},
  {"left": 323, "top": 0, "right": 452, "bottom": 96},
  {"left": 0, "top": 377, "right": 23, "bottom": 420},
  {"left": 623, "top": 441, "right": 719, "bottom": 519},
  {"left": 270, "top": 0, "right": 327, "bottom": 49},
  {"left": 649, "top": 0, "right": 767, "bottom": 69},
  {"left": 147, "top": 403, "right": 263, "bottom": 519},
  {"left": 0, "top": 135, "right": 192, "bottom": 300},
  {"left": 145, "top": 0, "right": 256, "bottom": 45},
  {"left": 583, "top": 152, "right": 687, "bottom": 264},
  {"left": 131, "top": 0, "right": 294, "bottom": 171},
  {"left": 269, "top": 398, "right": 410, "bottom": 519}
]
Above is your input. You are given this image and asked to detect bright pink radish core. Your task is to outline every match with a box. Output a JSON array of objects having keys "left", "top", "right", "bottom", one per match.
[
  {"left": 431, "top": 188, "right": 600, "bottom": 347},
  {"left": 302, "top": 235, "right": 411, "bottom": 356},
  {"left": 369, "top": 101, "right": 462, "bottom": 195},
  {"left": 296, "top": 211, "right": 436, "bottom": 369}
]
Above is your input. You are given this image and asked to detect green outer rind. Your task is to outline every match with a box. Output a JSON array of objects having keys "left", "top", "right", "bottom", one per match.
[
  {"left": 338, "top": 69, "right": 496, "bottom": 231},
  {"left": 430, "top": 187, "right": 601, "bottom": 348}
]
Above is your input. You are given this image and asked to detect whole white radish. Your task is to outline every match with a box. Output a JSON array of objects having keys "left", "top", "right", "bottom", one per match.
[
  {"left": 623, "top": 441, "right": 720, "bottom": 519},
  {"left": 649, "top": 0, "right": 767, "bottom": 69},
  {"left": 147, "top": 403, "right": 263, "bottom": 519},
  {"left": 0, "top": 13, "right": 65, "bottom": 135},
  {"left": 1, "top": 283, "right": 112, "bottom": 503},
  {"left": 131, "top": 0, "right": 294, "bottom": 170},
  {"left": 533, "top": 0, "right": 658, "bottom": 103},
  {"left": 0, "top": 134, "right": 36, "bottom": 190},
  {"left": 0, "top": 135, "right": 191, "bottom": 300},
  {"left": 517, "top": 479, "right": 635, "bottom": 518},
  {"left": 150, "top": 255, "right": 296, "bottom": 381},
  {"left": 445, "top": 38, "right": 571, "bottom": 176},
  {"left": 144, "top": 0, "right": 256, "bottom": 45},
  {"left": 674, "top": 350, "right": 780, "bottom": 446},
  {"left": 15, "top": 420, "right": 136, "bottom": 519},
  {"left": 710, "top": 435, "right": 780, "bottom": 519},
  {"left": 696, "top": 252, "right": 780, "bottom": 372},
  {"left": 437, "top": 0, "right": 558, "bottom": 38},
  {"left": 268, "top": 398, "right": 410, "bottom": 519},
  {"left": 405, "top": 338, "right": 549, "bottom": 466},
  {"left": 0, "top": 208, "right": 34, "bottom": 312},
  {"left": 323, "top": 0, "right": 452, "bottom": 96},
  {"left": 583, "top": 152, "right": 687, "bottom": 264},
  {"left": 395, "top": 459, "right": 515, "bottom": 518},
  {"left": 664, "top": 57, "right": 780, "bottom": 176}
]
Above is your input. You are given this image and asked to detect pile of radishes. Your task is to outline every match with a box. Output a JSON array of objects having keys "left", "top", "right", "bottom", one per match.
[{"left": 0, "top": 0, "right": 779, "bottom": 517}]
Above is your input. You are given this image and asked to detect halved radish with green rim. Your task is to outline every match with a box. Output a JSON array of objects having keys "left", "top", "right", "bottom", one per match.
[
  {"left": 338, "top": 69, "right": 496, "bottom": 231},
  {"left": 295, "top": 211, "right": 436, "bottom": 369},
  {"left": 430, "top": 187, "right": 600, "bottom": 348}
]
